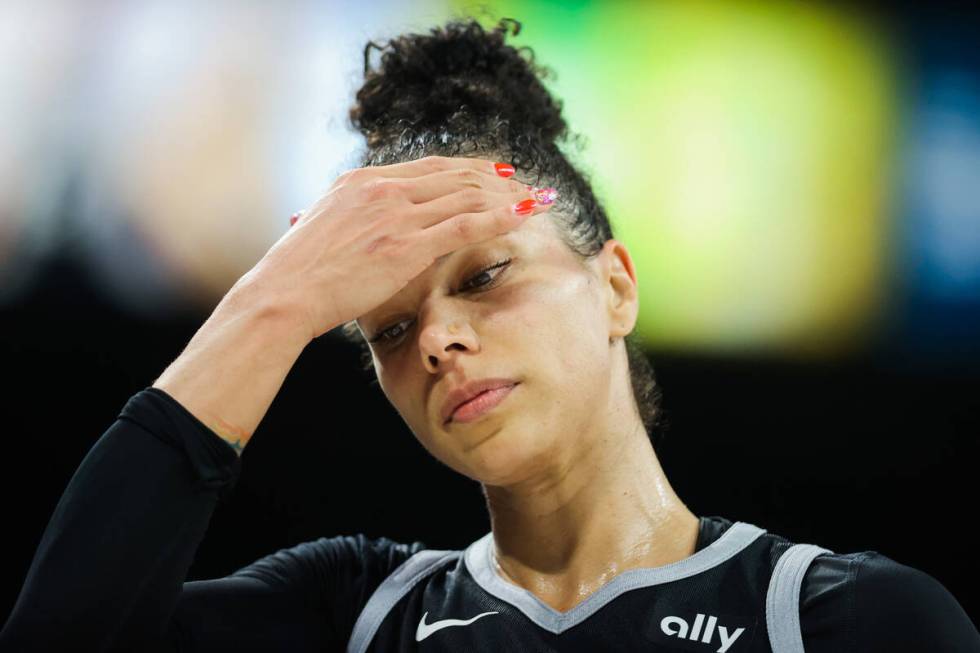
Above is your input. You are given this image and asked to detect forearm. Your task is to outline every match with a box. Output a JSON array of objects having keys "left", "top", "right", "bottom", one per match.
[{"left": 152, "top": 279, "right": 311, "bottom": 454}]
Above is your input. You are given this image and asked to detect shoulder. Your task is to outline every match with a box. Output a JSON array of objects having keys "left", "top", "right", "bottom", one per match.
[
  {"left": 231, "top": 534, "right": 428, "bottom": 599},
  {"left": 800, "top": 550, "right": 980, "bottom": 652},
  {"left": 849, "top": 551, "right": 979, "bottom": 651},
  {"left": 228, "top": 534, "right": 429, "bottom": 645}
]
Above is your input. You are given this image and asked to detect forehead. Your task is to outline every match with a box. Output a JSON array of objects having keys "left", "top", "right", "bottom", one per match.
[{"left": 357, "top": 217, "right": 555, "bottom": 326}]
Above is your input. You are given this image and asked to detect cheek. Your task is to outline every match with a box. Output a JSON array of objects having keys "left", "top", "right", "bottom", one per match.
[
  {"left": 503, "top": 271, "right": 605, "bottom": 365},
  {"left": 513, "top": 272, "right": 611, "bottom": 419},
  {"left": 484, "top": 272, "right": 589, "bottom": 340}
]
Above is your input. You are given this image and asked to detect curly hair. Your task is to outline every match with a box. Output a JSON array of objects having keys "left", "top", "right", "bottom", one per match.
[{"left": 337, "top": 16, "right": 669, "bottom": 450}]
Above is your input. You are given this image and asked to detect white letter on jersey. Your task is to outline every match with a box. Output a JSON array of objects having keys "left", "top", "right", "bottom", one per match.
[
  {"left": 717, "top": 625, "right": 746, "bottom": 653},
  {"left": 660, "top": 615, "right": 689, "bottom": 638}
]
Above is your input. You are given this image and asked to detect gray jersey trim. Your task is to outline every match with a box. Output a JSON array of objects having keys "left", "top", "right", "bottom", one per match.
[
  {"left": 346, "top": 548, "right": 461, "bottom": 653},
  {"left": 765, "top": 543, "right": 834, "bottom": 653},
  {"left": 463, "top": 521, "right": 767, "bottom": 635}
]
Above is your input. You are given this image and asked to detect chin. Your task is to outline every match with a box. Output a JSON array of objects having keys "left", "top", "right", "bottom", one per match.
[{"left": 460, "top": 426, "right": 548, "bottom": 487}]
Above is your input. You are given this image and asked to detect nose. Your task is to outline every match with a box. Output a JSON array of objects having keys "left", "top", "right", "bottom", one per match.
[{"left": 420, "top": 319, "right": 476, "bottom": 371}]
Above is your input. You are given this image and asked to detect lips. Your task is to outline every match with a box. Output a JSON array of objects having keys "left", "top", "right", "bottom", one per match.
[{"left": 441, "top": 378, "right": 519, "bottom": 425}]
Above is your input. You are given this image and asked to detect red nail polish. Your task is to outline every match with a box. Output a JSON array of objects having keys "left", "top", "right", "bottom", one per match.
[
  {"left": 495, "top": 162, "right": 516, "bottom": 178},
  {"left": 512, "top": 198, "right": 537, "bottom": 215},
  {"left": 289, "top": 216, "right": 298, "bottom": 226}
]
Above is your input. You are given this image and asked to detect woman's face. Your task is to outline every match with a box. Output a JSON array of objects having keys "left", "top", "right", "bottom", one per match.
[{"left": 356, "top": 213, "right": 638, "bottom": 487}]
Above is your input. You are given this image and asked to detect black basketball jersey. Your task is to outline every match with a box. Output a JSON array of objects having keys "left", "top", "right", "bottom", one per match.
[{"left": 344, "top": 518, "right": 823, "bottom": 652}]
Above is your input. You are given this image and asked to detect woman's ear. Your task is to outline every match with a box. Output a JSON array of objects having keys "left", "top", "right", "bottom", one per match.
[{"left": 599, "top": 239, "right": 639, "bottom": 342}]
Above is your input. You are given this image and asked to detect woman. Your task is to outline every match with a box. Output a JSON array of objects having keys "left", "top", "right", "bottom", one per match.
[{"left": 2, "top": 17, "right": 977, "bottom": 653}]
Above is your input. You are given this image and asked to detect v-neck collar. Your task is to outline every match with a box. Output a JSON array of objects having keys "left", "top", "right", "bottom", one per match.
[{"left": 461, "top": 516, "right": 766, "bottom": 635}]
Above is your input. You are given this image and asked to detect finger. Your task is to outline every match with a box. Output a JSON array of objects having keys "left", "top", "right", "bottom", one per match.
[
  {"left": 407, "top": 187, "right": 539, "bottom": 230},
  {"left": 371, "top": 155, "right": 517, "bottom": 180},
  {"left": 384, "top": 167, "right": 529, "bottom": 204},
  {"left": 413, "top": 194, "right": 554, "bottom": 262}
]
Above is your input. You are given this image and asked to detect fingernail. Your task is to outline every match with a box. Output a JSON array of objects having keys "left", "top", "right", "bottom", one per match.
[
  {"left": 495, "top": 162, "right": 516, "bottom": 178},
  {"left": 512, "top": 198, "right": 538, "bottom": 215},
  {"left": 289, "top": 211, "right": 303, "bottom": 227}
]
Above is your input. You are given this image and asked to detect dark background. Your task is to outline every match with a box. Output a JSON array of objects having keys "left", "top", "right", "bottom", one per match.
[{"left": 2, "top": 251, "right": 977, "bottom": 626}]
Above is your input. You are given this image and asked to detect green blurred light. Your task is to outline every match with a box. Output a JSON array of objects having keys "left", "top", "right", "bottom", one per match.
[{"left": 452, "top": 0, "right": 897, "bottom": 358}]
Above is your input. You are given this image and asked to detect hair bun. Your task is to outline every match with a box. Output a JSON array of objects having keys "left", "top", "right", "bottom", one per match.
[{"left": 350, "top": 18, "right": 568, "bottom": 151}]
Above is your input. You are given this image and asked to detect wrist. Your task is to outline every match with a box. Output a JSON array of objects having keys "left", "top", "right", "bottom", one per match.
[
  {"left": 222, "top": 275, "right": 314, "bottom": 351},
  {"left": 152, "top": 281, "right": 311, "bottom": 452}
]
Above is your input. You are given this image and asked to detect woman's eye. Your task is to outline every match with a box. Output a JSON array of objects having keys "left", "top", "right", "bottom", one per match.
[
  {"left": 371, "top": 321, "right": 407, "bottom": 344},
  {"left": 371, "top": 258, "right": 512, "bottom": 346},
  {"left": 458, "top": 258, "right": 512, "bottom": 292}
]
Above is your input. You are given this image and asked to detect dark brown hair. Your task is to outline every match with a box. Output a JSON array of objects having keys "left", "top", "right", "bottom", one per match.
[{"left": 337, "top": 17, "right": 668, "bottom": 450}]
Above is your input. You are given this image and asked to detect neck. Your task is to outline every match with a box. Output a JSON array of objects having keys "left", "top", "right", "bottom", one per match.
[{"left": 481, "top": 417, "right": 699, "bottom": 613}]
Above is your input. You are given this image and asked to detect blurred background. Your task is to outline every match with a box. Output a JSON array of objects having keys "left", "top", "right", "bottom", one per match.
[{"left": 2, "top": 0, "right": 977, "bottom": 626}]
